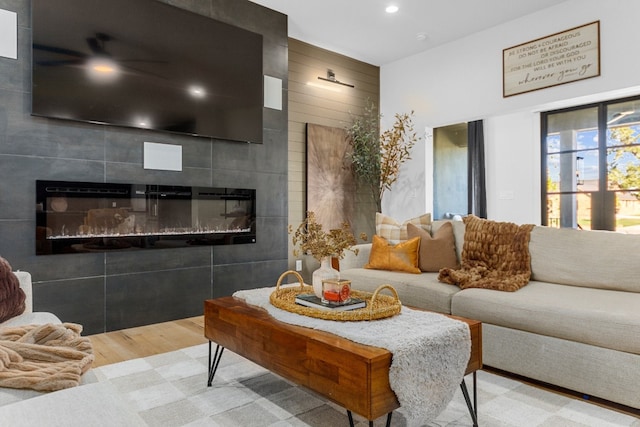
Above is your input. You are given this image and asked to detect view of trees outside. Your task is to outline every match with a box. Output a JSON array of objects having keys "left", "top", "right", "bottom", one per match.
[{"left": 546, "top": 122, "right": 640, "bottom": 232}]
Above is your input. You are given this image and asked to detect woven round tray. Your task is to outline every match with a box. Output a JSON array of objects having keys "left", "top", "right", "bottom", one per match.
[{"left": 269, "top": 270, "right": 402, "bottom": 321}]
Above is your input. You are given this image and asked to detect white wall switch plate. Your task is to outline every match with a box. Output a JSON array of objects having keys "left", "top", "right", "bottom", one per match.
[
  {"left": 143, "top": 142, "right": 182, "bottom": 171},
  {"left": 0, "top": 9, "right": 18, "bottom": 60}
]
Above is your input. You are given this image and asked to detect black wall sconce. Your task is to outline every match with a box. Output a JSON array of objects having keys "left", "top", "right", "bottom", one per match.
[{"left": 318, "top": 69, "right": 354, "bottom": 88}]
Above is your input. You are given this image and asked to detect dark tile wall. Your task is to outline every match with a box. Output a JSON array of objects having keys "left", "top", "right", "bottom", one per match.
[{"left": 0, "top": 0, "right": 288, "bottom": 334}]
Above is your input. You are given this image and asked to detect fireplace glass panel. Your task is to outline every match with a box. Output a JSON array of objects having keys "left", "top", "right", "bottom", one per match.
[{"left": 36, "top": 180, "right": 256, "bottom": 255}]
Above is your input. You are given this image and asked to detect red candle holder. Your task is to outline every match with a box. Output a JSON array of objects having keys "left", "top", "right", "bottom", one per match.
[{"left": 321, "top": 279, "right": 351, "bottom": 304}]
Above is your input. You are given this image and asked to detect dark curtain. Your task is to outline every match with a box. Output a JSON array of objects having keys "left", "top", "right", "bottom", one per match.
[{"left": 467, "top": 120, "right": 487, "bottom": 218}]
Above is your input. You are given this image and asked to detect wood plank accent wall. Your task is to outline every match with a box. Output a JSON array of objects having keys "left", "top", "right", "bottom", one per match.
[{"left": 287, "top": 39, "right": 380, "bottom": 275}]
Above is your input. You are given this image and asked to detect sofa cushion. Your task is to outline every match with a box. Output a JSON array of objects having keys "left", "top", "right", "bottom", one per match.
[
  {"left": 451, "top": 281, "right": 640, "bottom": 355},
  {"left": 529, "top": 226, "right": 640, "bottom": 293},
  {"left": 0, "top": 382, "right": 145, "bottom": 426},
  {"left": 340, "top": 268, "right": 458, "bottom": 314},
  {"left": 375, "top": 212, "right": 431, "bottom": 244},
  {"left": 365, "top": 235, "right": 421, "bottom": 274},
  {"left": 13, "top": 272, "right": 33, "bottom": 314},
  {"left": 407, "top": 222, "right": 458, "bottom": 272},
  {"left": 1, "top": 311, "right": 61, "bottom": 328},
  {"left": 0, "top": 258, "right": 26, "bottom": 324},
  {"left": 0, "top": 369, "right": 97, "bottom": 407},
  {"left": 338, "top": 243, "right": 372, "bottom": 271}
]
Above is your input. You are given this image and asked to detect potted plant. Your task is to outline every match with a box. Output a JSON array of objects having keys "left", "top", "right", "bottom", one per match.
[
  {"left": 346, "top": 99, "right": 419, "bottom": 212},
  {"left": 289, "top": 211, "right": 358, "bottom": 297}
]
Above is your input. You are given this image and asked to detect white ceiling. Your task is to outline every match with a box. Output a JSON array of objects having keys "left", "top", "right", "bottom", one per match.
[{"left": 249, "top": 0, "right": 568, "bottom": 66}]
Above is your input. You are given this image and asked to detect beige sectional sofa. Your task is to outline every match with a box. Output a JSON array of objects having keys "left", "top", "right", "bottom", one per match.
[
  {"left": 339, "top": 220, "right": 640, "bottom": 409},
  {"left": 0, "top": 271, "right": 98, "bottom": 408},
  {"left": 0, "top": 273, "right": 146, "bottom": 425},
  {"left": 0, "top": 272, "right": 61, "bottom": 328}
]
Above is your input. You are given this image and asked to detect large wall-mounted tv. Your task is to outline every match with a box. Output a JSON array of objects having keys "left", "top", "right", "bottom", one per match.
[{"left": 32, "top": 0, "right": 264, "bottom": 143}]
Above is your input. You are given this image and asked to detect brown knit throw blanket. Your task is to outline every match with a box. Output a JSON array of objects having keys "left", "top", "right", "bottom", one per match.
[
  {"left": 438, "top": 215, "right": 535, "bottom": 292},
  {"left": 0, "top": 323, "right": 94, "bottom": 392}
]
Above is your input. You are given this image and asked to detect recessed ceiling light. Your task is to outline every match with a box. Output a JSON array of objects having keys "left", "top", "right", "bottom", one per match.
[
  {"left": 385, "top": 5, "right": 399, "bottom": 14},
  {"left": 134, "top": 115, "right": 152, "bottom": 128},
  {"left": 86, "top": 57, "right": 121, "bottom": 83},
  {"left": 188, "top": 85, "right": 207, "bottom": 99}
]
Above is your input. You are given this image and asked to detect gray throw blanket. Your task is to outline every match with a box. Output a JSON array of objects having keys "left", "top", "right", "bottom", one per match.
[{"left": 234, "top": 286, "right": 470, "bottom": 426}]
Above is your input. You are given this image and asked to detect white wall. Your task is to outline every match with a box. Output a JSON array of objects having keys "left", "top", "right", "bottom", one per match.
[
  {"left": 380, "top": 0, "right": 640, "bottom": 224},
  {"left": 484, "top": 112, "right": 541, "bottom": 224}
]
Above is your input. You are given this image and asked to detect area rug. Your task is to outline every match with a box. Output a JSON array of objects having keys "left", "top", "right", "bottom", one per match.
[
  {"left": 92, "top": 344, "right": 640, "bottom": 427},
  {"left": 233, "top": 286, "right": 470, "bottom": 425}
]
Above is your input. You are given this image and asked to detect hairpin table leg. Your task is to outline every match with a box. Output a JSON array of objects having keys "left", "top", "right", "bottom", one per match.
[
  {"left": 460, "top": 371, "right": 478, "bottom": 426},
  {"left": 207, "top": 341, "right": 224, "bottom": 386},
  {"left": 346, "top": 410, "right": 392, "bottom": 427}
]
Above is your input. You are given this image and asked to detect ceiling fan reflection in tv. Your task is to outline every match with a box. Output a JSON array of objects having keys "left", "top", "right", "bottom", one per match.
[
  {"left": 31, "top": 0, "right": 264, "bottom": 143},
  {"left": 34, "top": 32, "right": 168, "bottom": 83}
]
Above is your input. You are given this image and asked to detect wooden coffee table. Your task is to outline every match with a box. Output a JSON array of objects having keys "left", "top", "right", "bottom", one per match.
[{"left": 204, "top": 297, "right": 482, "bottom": 426}]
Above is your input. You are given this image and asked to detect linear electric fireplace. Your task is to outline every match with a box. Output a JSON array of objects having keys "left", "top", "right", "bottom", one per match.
[{"left": 36, "top": 180, "right": 256, "bottom": 255}]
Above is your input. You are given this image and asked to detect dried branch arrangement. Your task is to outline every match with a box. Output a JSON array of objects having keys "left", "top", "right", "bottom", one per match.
[
  {"left": 289, "top": 211, "right": 358, "bottom": 261},
  {"left": 346, "top": 100, "right": 418, "bottom": 210},
  {"left": 379, "top": 111, "right": 418, "bottom": 198}
]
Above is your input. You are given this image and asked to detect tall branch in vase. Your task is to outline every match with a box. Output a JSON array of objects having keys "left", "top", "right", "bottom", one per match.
[
  {"left": 346, "top": 99, "right": 418, "bottom": 212},
  {"left": 379, "top": 111, "right": 418, "bottom": 202},
  {"left": 346, "top": 100, "right": 381, "bottom": 211}
]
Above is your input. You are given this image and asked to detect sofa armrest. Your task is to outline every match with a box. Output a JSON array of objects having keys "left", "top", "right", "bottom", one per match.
[
  {"left": 14, "top": 271, "right": 33, "bottom": 314},
  {"left": 338, "top": 244, "right": 372, "bottom": 271}
]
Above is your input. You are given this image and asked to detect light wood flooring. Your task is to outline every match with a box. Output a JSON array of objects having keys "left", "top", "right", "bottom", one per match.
[{"left": 89, "top": 316, "right": 206, "bottom": 367}]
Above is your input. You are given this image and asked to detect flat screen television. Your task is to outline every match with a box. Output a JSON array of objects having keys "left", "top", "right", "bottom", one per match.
[{"left": 31, "top": 0, "right": 264, "bottom": 143}]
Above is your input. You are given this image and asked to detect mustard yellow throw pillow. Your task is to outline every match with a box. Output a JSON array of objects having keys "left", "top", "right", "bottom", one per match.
[
  {"left": 407, "top": 222, "right": 459, "bottom": 272},
  {"left": 365, "top": 235, "right": 421, "bottom": 274}
]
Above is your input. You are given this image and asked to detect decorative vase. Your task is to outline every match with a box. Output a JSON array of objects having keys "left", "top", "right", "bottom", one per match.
[{"left": 312, "top": 256, "right": 340, "bottom": 298}]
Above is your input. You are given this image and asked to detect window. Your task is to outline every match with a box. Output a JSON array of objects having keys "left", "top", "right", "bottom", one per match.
[
  {"left": 542, "top": 96, "right": 640, "bottom": 231},
  {"left": 433, "top": 123, "right": 467, "bottom": 219}
]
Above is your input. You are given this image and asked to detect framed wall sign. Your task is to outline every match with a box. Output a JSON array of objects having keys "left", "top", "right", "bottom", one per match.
[{"left": 503, "top": 21, "right": 600, "bottom": 97}]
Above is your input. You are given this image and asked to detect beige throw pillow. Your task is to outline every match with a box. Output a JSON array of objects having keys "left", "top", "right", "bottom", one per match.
[
  {"left": 375, "top": 212, "right": 431, "bottom": 244},
  {"left": 407, "top": 222, "right": 458, "bottom": 272}
]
